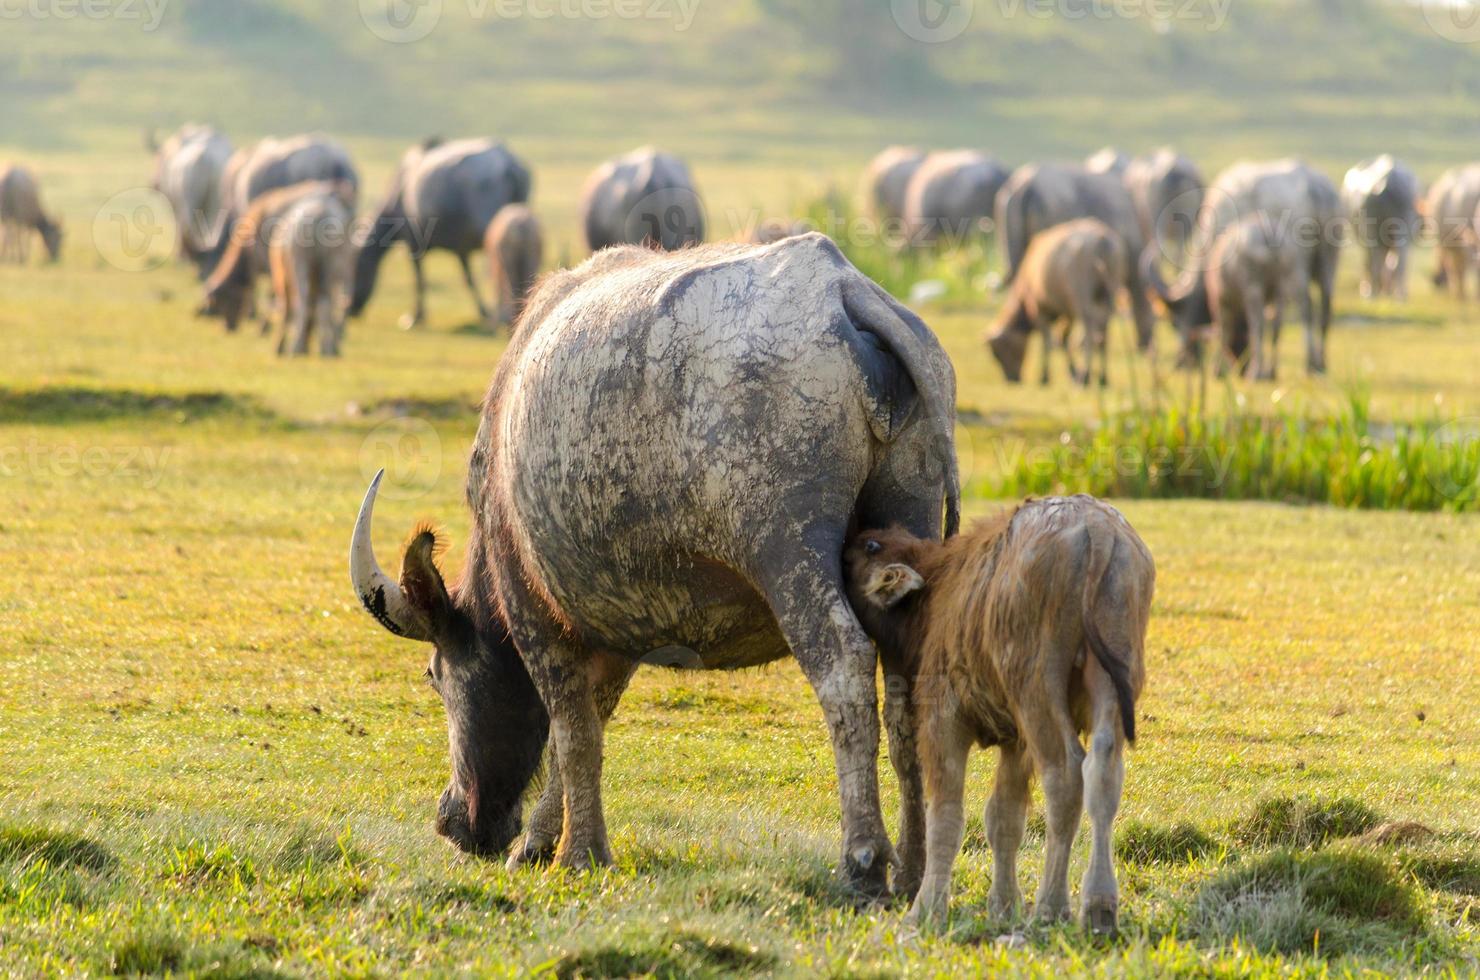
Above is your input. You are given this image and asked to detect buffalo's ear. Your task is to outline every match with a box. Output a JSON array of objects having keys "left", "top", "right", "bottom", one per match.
[
  {"left": 864, "top": 562, "right": 925, "bottom": 610},
  {"left": 399, "top": 524, "right": 454, "bottom": 637}
]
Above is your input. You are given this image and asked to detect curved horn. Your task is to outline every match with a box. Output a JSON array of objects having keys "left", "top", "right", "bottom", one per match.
[
  {"left": 350, "top": 469, "right": 431, "bottom": 641},
  {"left": 1139, "top": 245, "right": 1174, "bottom": 305}
]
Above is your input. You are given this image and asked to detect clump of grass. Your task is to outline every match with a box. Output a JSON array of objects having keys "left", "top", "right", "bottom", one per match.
[
  {"left": 161, "top": 841, "right": 257, "bottom": 891},
  {"left": 1394, "top": 841, "right": 1480, "bottom": 896},
  {"left": 999, "top": 390, "right": 1480, "bottom": 513},
  {"left": 108, "top": 931, "right": 185, "bottom": 976},
  {"left": 1193, "top": 847, "right": 1427, "bottom": 956},
  {"left": 552, "top": 928, "right": 775, "bottom": 979},
  {"left": 0, "top": 824, "right": 115, "bottom": 873},
  {"left": 1116, "top": 820, "right": 1217, "bottom": 865},
  {"left": 0, "top": 384, "right": 270, "bottom": 424},
  {"left": 1233, "top": 796, "right": 1382, "bottom": 850}
]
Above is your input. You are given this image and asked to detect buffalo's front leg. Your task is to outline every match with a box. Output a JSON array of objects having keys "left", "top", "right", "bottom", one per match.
[
  {"left": 763, "top": 545, "right": 892, "bottom": 900},
  {"left": 507, "top": 664, "right": 634, "bottom": 870}
]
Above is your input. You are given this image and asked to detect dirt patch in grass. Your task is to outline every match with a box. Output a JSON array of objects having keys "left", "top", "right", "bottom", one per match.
[
  {"left": 553, "top": 929, "right": 774, "bottom": 979},
  {"left": 0, "top": 824, "right": 115, "bottom": 872},
  {"left": 0, "top": 385, "right": 270, "bottom": 424},
  {"left": 352, "top": 395, "right": 478, "bottom": 420},
  {"left": 1116, "top": 820, "right": 1217, "bottom": 865},
  {"left": 1232, "top": 795, "right": 1382, "bottom": 849},
  {"left": 1193, "top": 847, "right": 1426, "bottom": 957}
]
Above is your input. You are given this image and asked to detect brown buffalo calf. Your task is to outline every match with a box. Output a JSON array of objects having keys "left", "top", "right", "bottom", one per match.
[
  {"left": 484, "top": 204, "right": 543, "bottom": 329},
  {"left": 987, "top": 218, "right": 1125, "bottom": 388},
  {"left": 845, "top": 495, "right": 1154, "bottom": 932}
]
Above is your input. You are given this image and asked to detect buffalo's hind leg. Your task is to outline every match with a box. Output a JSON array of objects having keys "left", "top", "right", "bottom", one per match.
[
  {"left": 761, "top": 539, "right": 893, "bottom": 901},
  {"left": 985, "top": 741, "right": 1031, "bottom": 919},
  {"left": 1023, "top": 659, "right": 1085, "bottom": 923}
]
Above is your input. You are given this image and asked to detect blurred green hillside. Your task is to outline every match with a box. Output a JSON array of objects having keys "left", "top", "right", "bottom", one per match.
[{"left": 3, "top": 0, "right": 1480, "bottom": 171}]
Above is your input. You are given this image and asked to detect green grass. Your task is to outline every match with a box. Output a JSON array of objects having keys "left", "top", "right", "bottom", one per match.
[
  {"left": 998, "top": 388, "right": 1480, "bottom": 512},
  {"left": 2, "top": 6, "right": 1480, "bottom": 970}
]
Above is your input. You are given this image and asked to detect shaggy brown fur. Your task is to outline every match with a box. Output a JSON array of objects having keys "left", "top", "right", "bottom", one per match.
[
  {"left": 986, "top": 219, "right": 1125, "bottom": 388},
  {"left": 484, "top": 204, "right": 544, "bottom": 329},
  {"left": 845, "top": 495, "right": 1153, "bottom": 932},
  {"left": 200, "top": 179, "right": 354, "bottom": 332}
]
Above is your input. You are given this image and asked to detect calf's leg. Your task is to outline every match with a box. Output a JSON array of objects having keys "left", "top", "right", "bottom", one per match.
[
  {"left": 1079, "top": 655, "right": 1127, "bottom": 936},
  {"left": 881, "top": 654, "right": 925, "bottom": 900},
  {"left": 1024, "top": 685, "right": 1085, "bottom": 923},
  {"left": 984, "top": 741, "right": 1031, "bottom": 919},
  {"left": 907, "top": 703, "right": 973, "bottom": 926}
]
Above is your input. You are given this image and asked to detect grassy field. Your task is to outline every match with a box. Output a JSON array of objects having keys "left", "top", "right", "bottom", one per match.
[
  {"left": 2, "top": 0, "right": 1480, "bottom": 975},
  {"left": 1, "top": 208, "right": 1478, "bottom": 975}
]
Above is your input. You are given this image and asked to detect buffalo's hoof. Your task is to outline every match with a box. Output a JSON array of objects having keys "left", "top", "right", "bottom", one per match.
[
  {"left": 1082, "top": 901, "right": 1119, "bottom": 938},
  {"left": 398, "top": 312, "right": 424, "bottom": 331},
  {"left": 843, "top": 842, "right": 893, "bottom": 905},
  {"left": 504, "top": 833, "right": 556, "bottom": 870},
  {"left": 553, "top": 839, "right": 613, "bottom": 871}
]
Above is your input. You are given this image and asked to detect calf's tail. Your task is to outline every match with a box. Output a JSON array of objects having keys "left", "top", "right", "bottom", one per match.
[{"left": 1081, "top": 523, "right": 1137, "bottom": 743}]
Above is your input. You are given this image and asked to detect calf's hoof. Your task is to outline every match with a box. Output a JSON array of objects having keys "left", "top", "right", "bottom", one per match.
[
  {"left": 554, "top": 839, "right": 613, "bottom": 871},
  {"left": 504, "top": 833, "right": 557, "bottom": 871}
]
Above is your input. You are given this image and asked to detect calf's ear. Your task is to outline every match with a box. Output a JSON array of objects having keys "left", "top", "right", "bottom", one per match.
[{"left": 864, "top": 562, "right": 925, "bottom": 609}]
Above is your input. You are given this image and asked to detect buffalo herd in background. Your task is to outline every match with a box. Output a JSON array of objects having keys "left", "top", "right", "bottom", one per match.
[{"left": 0, "top": 129, "right": 1460, "bottom": 384}]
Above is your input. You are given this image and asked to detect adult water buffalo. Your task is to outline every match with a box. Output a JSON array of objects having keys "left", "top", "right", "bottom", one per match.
[
  {"left": 1343, "top": 156, "right": 1419, "bottom": 301},
  {"left": 996, "top": 163, "right": 1155, "bottom": 349},
  {"left": 1084, "top": 147, "right": 1130, "bottom": 178},
  {"left": 901, "top": 150, "right": 1008, "bottom": 248},
  {"left": 350, "top": 233, "right": 960, "bottom": 900},
  {"left": 201, "top": 135, "right": 358, "bottom": 279},
  {"left": 1122, "top": 149, "right": 1204, "bottom": 263},
  {"left": 864, "top": 146, "right": 927, "bottom": 223},
  {"left": 0, "top": 164, "right": 61, "bottom": 264},
  {"left": 1422, "top": 164, "right": 1480, "bottom": 299},
  {"left": 349, "top": 138, "right": 532, "bottom": 329},
  {"left": 580, "top": 147, "right": 704, "bottom": 252},
  {"left": 148, "top": 124, "right": 233, "bottom": 273},
  {"left": 1144, "top": 159, "right": 1341, "bottom": 374}
]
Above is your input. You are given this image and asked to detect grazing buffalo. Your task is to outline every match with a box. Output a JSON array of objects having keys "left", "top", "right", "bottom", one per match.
[
  {"left": 200, "top": 180, "right": 355, "bottom": 334},
  {"left": 1166, "top": 215, "right": 1302, "bottom": 380},
  {"left": 148, "top": 124, "right": 233, "bottom": 273},
  {"left": 580, "top": 147, "right": 704, "bottom": 252},
  {"left": 1122, "top": 149, "right": 1204, "bottom": 263},
  {"left": 1144, "top": 159, "right": 1340, "bottom": 373},
  {"left": 350, "top": 233, "right": 960, "bottom": 900},
  {"left": 268, "top": 190, "right": 354, "bottom": 357},
  {"left": 1343, "top": 156, "right": 1419, "bottom": 301},
  {"left": 0, "top": 164, "right": 62, "bottom": 264},
  {"left": 987, "top": 218, "right": 1125, "bottom": 388},
  {"left": 996, "top": 163, "right": 1155, "bottom": 350},
  {"left": 864, "top": 145, "right": 928, "bottom": 223},
  {"left": 1422, "top": 164, "right": 1480, "bottom": 299},
  {"left": 350, "top": 138, "right": 532, "bottom": 329},
  {"left": 484, "top": 204, "right": 543, "bottom": 329},
  {"left": 844, "top": 495, "right": 1153, "bottom": 933},
  {"left": 901, "top": 150, "right": 1009, "bottom": 248}
]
